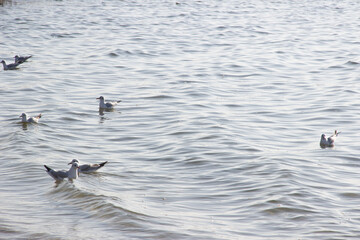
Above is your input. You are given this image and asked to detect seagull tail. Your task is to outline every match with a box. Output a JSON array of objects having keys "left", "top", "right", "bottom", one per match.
[
  {"left": 44, "top": 165, "right": 52, "bottom": 172},
  {"left": 99, "top": 161, "right": 108, "bottom": 167},
  {"left": 116, "top": 100, "right": 122, "bottom": 103},
  {"left": 37, "top": 114, "right": 42, "bottom": 119},
  {"left": 335, "top": 130, "right": 341, "bottom": 136}
]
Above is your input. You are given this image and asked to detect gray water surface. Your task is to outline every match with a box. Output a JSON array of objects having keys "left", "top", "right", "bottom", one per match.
[{"left": 1, "top": 0, "right": 360, "bottom": 239}]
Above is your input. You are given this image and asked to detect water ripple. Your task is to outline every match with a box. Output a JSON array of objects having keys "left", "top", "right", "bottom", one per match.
[{"left": 1, "top": 0, "right": 360, "bottom": 239}]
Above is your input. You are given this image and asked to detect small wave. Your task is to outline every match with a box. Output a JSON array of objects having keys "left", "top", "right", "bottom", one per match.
[
  {"left": 262, "top": 206, "right": 316, "bottom": 215},
  {"left": 108, "top": 49, "right": 132, "bottom": 56},
  {"left": 109, "top": 136, "right": 140, "bottom": 142},
  {"left": 321, "top": 107, "right": 345, "bottom": 113},
  {"left": 338, "top": 192, "right": 360, "bottom": 199},
  {"left": 108, "top": 52, "right": 118, "bottom": 57},
  {"left": 168, "top": 130, "right": 195, "bottom": 136},
  {"left": 46, "top": 181, "right": 180, "bottom": 236},
  {"left": 108, "top": 49, "right": 156, "bottom": 58},
  {"left": 344, "top": 89, "right": 358, "bottom": 94},
  {"left": 346, "top": 60, "right": 359, "bottom": 65},
  {"left": 253, "top": 30, "right": 270, "bottom": 35},
  {"left": 50, "top": 33, "right": 80, "bottom": 38},
  {"left": 143, "top": 94, "right": 175, "bottom": 99},
  {"left": 328, "top": 65, "right": 345, "bottom": 69},
  {"left": 0, "top": 222, "right": 55, "bottom": 240},
  {"left": 0, "top": 222, "right": 22, "bottom": 236}
]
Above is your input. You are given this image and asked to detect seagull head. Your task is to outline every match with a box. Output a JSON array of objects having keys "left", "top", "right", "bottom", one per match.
[
  {"left": 71, "top": 162, "right": 80, "bottom": 169},
  {"left": 321, "top": 134, "right": 326, "bottom": 140},
  {"left": 68, "top": 159, "right": 79, "bottom": 165},
  {"left": 96, "top": 96, "right": 104, "bottom": 100},
  {"left": 72, "top": 162, "right": 80, "bottom": 177},
  {"left": 19, "top": 113, "right": 27, "bottom": 118}
]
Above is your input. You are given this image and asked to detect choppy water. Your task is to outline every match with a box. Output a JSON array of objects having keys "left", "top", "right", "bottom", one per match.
[{"left": 1, "top": 0, "right": 360, "bottom": 239}]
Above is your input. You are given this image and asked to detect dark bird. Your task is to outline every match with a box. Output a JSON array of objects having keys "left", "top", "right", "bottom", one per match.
[
  {"left": 1, "top": 60, "right": 19, "bottom": 70},
  {"left": 14, "top": 55, "right": 32, "bottom": 64}
]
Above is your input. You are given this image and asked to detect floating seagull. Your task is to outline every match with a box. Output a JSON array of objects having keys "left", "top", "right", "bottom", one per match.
[
  {"left": 14, "top": 55, "right": 32, "bottom": 64},
  {"left": 44, "top": 161, "right": 80, "bottom": 181},
  {"left": 68, "top": 159, "right": 108, "bottom": 173},
  {"left": 1, "top": 60, "right": 20, "bottom": 70},
  {"left": 320, "top": 130, "right": 340, "bottom": 148},
  {"left": 20, "top": 113, "right": 42, "bottom": 123},
  {"left": 97, "top": 96, "right": 121, "bottom": 109}
]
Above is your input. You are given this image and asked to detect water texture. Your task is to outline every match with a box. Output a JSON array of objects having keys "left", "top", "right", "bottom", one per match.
[{"left": 1, "top": 0, "right": 360, "bottom": 239}]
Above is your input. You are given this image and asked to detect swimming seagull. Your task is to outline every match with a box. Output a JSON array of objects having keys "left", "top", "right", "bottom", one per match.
[
  {"left": 20, "top": 113, "right": 42, "bottom": 123},
  {"left": 97, "top": 96, "right": 121, "bottom": 109},
  {"left": 320, "top": 130, "right": 340, "bottom": 148},
  {"left": 14, "top": 55, "right": 32, "bottom": 64},
  {"left": 44, "top": 161, "right": 80, "bottom": 181},
  {"left": 1, "top": 60, "right": 20, "bottom": 70},
  {"left": 68, "top": 159, "right": 108, "bottom": 173}
]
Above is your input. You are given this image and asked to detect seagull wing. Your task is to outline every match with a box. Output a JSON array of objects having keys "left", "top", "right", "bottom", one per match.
[
  {"left": 52, "top": 170, "right": 68, "bottom": 180},
  {"left": 79, "top": 164, "right": 92, "bottom": 172},
  {"left": 79, "top": 161, "right": 108, "bottom": 173},
  {"left": 105, "top": 102, "right": 116, "bottom": 108},
  {"left": 328, "top": 131, "right": 339, "bottom": 143},
  {"left": 44, "top": 165, "right": 68, "bottom": 180}
]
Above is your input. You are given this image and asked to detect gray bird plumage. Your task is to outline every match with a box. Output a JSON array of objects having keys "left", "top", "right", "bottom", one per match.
[
  {"left": 1, "top": 60, "right": 20, "bottom": 70},
  {"left": 320, "top": 130, "right": 340, "bottom": 148},
  {"left": 20, "top": 113, "right": 42, "bottom": 123},
  {"left": 97, "top": 96, "right": 121, "bottom": 109},
  {"left": 68, "top": 159, "right": 108, "bottom": 173},
  {"left": 44, "top": 162, "right": 80, "bottom": 181},
  {"left": 14, "top": 55, "right": 32, "bottom": 64}
]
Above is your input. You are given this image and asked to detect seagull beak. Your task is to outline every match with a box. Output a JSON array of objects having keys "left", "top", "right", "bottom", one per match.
[
  {"left": 96, "top": 97, "right": 100, "bottom": 99},
  {"left": 68, "top": 162, "right": 72, "bottom": 165}
]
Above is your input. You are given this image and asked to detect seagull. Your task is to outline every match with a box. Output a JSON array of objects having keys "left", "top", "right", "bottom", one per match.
[
  {"left": 320, "top": 130, "right": 340, "bottom": 148},
  {"left": 44, "top": 161, "right": 80, "bottom": 181},
  {"left": 96, "top": 96, "right": 121, "bottom": 109},
  {"left": 1, "top": 60, "right": 20, "bottom": 70},
  {"left": 68, "top": 159, "right": 108, "bottom": 173},
  {"left": 14, "top": 55, "right": 32, "bottom": 64},
  {"left": 20, "top": 113, "right": 42, "bottom": 123}
]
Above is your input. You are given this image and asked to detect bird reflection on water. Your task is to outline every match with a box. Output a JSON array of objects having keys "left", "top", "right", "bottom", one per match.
[{"left": 99, "top": 107, "right": 116, "bottom": 116}]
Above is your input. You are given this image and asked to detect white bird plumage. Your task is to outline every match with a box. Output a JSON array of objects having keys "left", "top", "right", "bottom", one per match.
[
  {"left": 44, "top": 161, "right": 80, "bottom": 181},
  {"left": 68, "top": 159, "right": 108, "bottom": 173},
  {"left": 20, "top": 113, "right": 42, "bottom": 123},
  {"left": 320, "top": 130, "right": 340, "bottom": 148},
  {"left": 97, "top": 96, "right": 121, "bottom": 109}
]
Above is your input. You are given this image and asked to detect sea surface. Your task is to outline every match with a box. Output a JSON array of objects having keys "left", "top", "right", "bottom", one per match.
[{"left": 1, "top": 0, "right": 360, "bottom": 239}]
